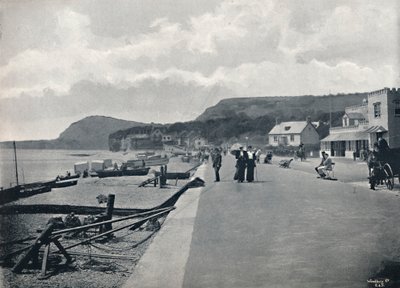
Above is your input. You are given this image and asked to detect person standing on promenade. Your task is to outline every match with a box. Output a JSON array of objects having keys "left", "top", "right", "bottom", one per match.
[
  {"left": 246, "top": 146, "right": 257, "bottom": 182},
  {"left": 212, "top": 148, "right": 222, "bottom": 182},
  {"left": 235, "top": 147, "right": 248, "bottom": 182},
  {"left": 255, "top": 148, "right": 262, "bottom": 164}
]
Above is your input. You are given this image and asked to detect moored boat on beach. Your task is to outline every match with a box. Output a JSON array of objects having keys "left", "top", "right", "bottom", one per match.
[
  {"left": 0, "top": 142, "right": 55, "bottom": 203},
  {"left": 136, "top": 151, "right": 156, "bottom": 159},
  {"left": 126, "top": 156, "right": 169, "bottom": 168},
  {"left": 97, "top": 167, "right": 150, "bottom": 178},
  {"left": 52, "top": 178, "right": 79, "bottom": 188},
  {"left": 0, "top": 186, "right": 20, "bottom": 204},
  {"left": 163, "top": 143, "right": 187, "bottom": 155},
  {"left": 56, "top": 174, "right": 80, "bottom": 181}
]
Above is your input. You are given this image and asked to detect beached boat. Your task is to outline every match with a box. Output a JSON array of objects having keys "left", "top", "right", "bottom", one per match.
[
  {"left": 18, "top": 180, "right": 55, "bottom": 197},
  {"left": 0, "top": 142, "right": 54, "bottom": 203},
  {"left": 0, "top": 186, "right": 19, "bottom": 204},
  {"left": 126, "top": 156, "right": 169, "bottom": 168},
  {"left": 56, "top": 174, "right": 80, "bottom": 181},
  {"left": 97, "top": 167, "right": 150, "bottom": 178},
  {"left": 136, "top": 151, "right": 156, "bottom": 159},
  {"left": 155, "top": 171, "right": 191, "bottom": 179},
  {"left": 52, "top": 178, "right": 79, "bottom": 188},
  {"left": 163, "top": 144, "right": 187, "bottom": 155},
  {"left": 144, "top": 156, "right": 169, "bottom": 166}
]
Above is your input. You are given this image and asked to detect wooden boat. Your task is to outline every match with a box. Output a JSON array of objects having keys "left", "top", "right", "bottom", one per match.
[
  {"left": 57, "top": 174, "right": 80, "bottom": 181},
  {"left": 144, "top": 157, "right": 169, "bottom": 166},
  {"left": 126, "top": 157, "right": 169, "bottom": 168},
  {"left": 163, "top": 144, "right": 187, "bottom": 155},
  {"left": 0, "top": 142, "right": 54, "bottom": 204},
  {"left": 123, "top": 167, "right": 150, "bottom": 176},
  {"left": 52, "top": 179, "right": 78, "bottom": 188},
  {"left": 0, "top": 186, "right": 20, "bottom": 204},
  {"left": 18, "top": 180, "right": 54, "bottom": 197},
  {"left": 97, "top": 167, "right": 150, "bottom": 178},
  {"left": 136, "top": 151, "right": 156, "bottom": 159},
  {"left": 155, "top": 171, "right": 191, "bottom": 179}
]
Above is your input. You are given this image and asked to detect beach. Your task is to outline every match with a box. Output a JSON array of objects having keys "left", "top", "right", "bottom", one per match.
[{"left": 0, "top": 148, "right": 199, "bottom": 288}]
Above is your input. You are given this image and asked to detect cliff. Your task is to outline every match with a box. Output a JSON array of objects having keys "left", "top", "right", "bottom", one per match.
[
  {"left": 0, "top": 116, "right": 145, "bottom": 150},
  {"left": 196, "top": 93, "right": 367, "bottom": 122}
]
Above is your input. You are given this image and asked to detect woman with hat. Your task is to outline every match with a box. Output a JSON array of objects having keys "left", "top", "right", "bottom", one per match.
[{"left": 235, "top": 147, "right": 248, "bottom": 182}]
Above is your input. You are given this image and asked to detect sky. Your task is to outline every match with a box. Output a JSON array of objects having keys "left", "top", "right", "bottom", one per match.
[{"left": 0, "top": 0, "right": 399, "bottom": 141}]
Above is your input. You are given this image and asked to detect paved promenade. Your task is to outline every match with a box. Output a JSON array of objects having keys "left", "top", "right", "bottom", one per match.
[{"left": 125, "top": 155, "right": 400, "bottom": 288}]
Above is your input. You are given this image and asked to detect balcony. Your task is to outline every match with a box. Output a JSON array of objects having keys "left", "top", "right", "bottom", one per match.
[{"left": 329, "top": 121, "right": 369, "bottom": 134}]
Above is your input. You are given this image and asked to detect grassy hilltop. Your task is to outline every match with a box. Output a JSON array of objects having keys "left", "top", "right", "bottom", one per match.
[{"left": 1, "top": 92, "right": 368, "bottom": 150}]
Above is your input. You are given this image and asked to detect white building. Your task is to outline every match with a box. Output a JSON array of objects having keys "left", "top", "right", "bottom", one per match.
[
  {"left": 321, "top": 87, "right": 400, "bottom": 158},
  {"left": 268, "top": 119, "right": 320, "bottom": 147}
]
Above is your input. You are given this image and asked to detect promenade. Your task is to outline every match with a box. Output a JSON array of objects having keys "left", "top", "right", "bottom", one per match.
[{"left": 125, "top": 155, "right": 400, "bottom": 288}]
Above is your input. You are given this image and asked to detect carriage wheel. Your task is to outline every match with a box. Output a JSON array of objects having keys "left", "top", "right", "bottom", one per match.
[{"left": 383, "top": 163, "right": 394, "bottom": 190}]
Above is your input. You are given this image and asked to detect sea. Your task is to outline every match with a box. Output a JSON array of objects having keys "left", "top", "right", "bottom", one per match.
[{"left": 0, "top": 148, "right": 166, "bottom": 188}]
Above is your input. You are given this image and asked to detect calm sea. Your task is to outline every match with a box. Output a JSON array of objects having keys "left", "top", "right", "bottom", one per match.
[{"left": 0, "top": 148, "right": 163, "bottom": 188}]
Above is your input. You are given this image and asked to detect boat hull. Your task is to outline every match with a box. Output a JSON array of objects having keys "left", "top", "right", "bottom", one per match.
[
  {"left": 97, "top": 167, "right": 150, "bottom": 178},
  {"left": 53, "top": 179, "right": 78, "bottom": 188}
]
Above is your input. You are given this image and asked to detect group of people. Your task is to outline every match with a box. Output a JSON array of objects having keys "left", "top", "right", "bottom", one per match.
[
  {"left": 234, "top": 146, "right": 257, "bottom": 183},
  {"left": 210, "top": 145, "right": 258, "bottom": 183}
]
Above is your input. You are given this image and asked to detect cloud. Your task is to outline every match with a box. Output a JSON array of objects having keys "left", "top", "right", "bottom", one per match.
[{"left": 0, "top": 0, "right": 398, "bottom": 140}]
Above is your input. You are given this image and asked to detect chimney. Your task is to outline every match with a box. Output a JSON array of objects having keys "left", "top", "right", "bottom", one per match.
[
  {"left": 275, "top": 117, "right": 280, "bottom": 125},
  {"left": 306, "top": 116, "right": 311, "bottom": 124}
]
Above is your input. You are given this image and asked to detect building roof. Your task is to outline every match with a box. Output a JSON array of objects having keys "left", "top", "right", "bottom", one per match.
[
  {"left": 364, "top": 126, "right": 387, "bottom": 133},
  {"left": 344, "top": 112, "right": 365, "bottom": 119},
  {"left": 268, "top": 121, "right": 312, "bottom": 135},
  {"left": 321, "top": 131, "right": 369, "bottom": 142}
]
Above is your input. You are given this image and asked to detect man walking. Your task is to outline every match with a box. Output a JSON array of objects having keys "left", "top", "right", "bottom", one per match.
[{"left": 212, "top": 148, "right": 222, "bottom": 182}]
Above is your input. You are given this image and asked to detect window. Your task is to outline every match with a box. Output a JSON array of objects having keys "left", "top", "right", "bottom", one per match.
[
  {"left": 374, "top": 102, "right": 381, "bottom": 118},
  {"left": 284, "top": 126, "right": 290, "bottom": 131},
  {"left": 273, "top": 136, "right": 278, "bottom": 142},
  {"left": 290, "top": 135, "right": 294, "bottom": 142},
  {"left": 394, "top": 100, "right": 400, "bottom": 117}
]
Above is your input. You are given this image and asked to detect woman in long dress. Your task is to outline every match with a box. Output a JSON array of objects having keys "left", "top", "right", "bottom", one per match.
[
  {"left": 235, "top": 147, "right": 247, "bottom": 183},
  {"left": 246, "top": 146, "right": 256, "bottom": 182}
]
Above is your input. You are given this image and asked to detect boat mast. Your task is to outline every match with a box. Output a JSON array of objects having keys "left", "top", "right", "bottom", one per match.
[{"left": 13, "top": 141, "right": 19, "bottom": 186}]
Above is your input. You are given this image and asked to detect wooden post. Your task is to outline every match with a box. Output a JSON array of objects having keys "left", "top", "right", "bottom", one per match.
[
  {"left": 13, "top": 141, "right": 19, "bottom": 186},
  {"left": 159, "top": 165, "right": 167, "bottom": 186},
  {"left": 13, "top": 224, "right": 55, "bottom": 273},
  {"left": 104, "top": 194, "right": 115, "bottom": 232},
  {"left": 38, "top": 243, "right": 51, "bottom": 279},
  {"left": 159, "top": 166, "right": 164, "bottom": 188}
]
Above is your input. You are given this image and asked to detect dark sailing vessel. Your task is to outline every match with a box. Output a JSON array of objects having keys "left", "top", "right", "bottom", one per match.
[{"left": 0, "top": 142, "right": 55, "bottom": 204}]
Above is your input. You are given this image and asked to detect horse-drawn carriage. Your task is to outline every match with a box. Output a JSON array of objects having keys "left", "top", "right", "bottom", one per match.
[{"left": 368, "top": 149, "right": 400, "bottom": 190}]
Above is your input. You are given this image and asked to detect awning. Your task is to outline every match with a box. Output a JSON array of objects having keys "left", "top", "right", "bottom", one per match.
[
  {"left": 321, "top": 131, "right": 369, "bottom": 142},
  {"left": 364, "top": 125, "right": 387, "bottom": 133}
]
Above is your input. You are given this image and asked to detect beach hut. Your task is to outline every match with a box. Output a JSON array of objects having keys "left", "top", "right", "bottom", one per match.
[
  {"left": 104, "top": 159, "right": 113, "bottom": 168},
  {"left": 74, "top": 161, "right": 89, "bottom": 174},
  {"left": 91, "top": 160, "right": 105, "bottom": 171}
]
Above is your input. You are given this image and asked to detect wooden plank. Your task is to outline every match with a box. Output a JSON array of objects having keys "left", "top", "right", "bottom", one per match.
[{"left": 0, "top": 204, "right": 145, "bottom": 216}]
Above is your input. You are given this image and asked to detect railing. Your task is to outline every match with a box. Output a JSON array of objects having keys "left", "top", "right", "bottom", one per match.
[
  {"left": 345, "top": 104, "right": 368, "bottom": 111},
  {"left": 329, "top": 125, "right": 368, "bottom": 133},
  {"left": 329, "top": 120, "right": 369, "bottom": 132}
]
